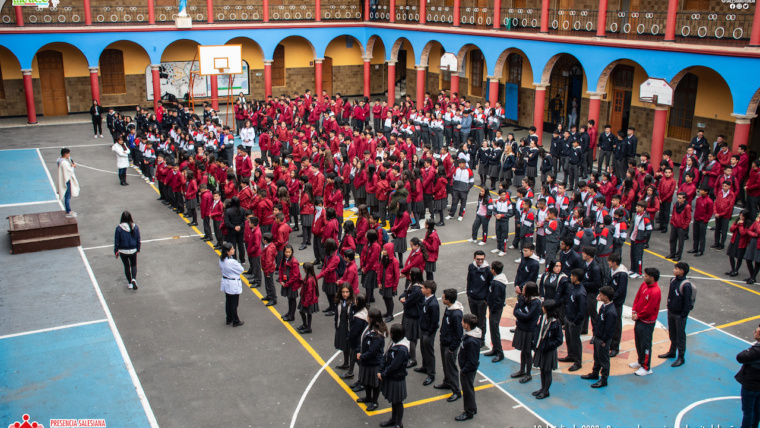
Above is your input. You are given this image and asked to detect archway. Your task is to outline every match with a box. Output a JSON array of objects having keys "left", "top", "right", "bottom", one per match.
[
  {"left": 0, "top": 46, "right": 27, "bottom": 117},
  {"left": 540, "top": 53, "right": 587, "bottom": 131},
  {"left": 494, "top": 48, "right": 533, "bottom": 125},
  {"left": 456, "top": 44, "right": 487, "bottom": 101},
  {"left": 668, "top": 66, "right": 733, "bottom": 144},
  {"left": 595, "top": 59, "right": 649, "bottom": 134},
  {"left": 98, "top": 41, "right": 150, "bottom": 107},
  {"left": 272, "top": 36, "right": 317, "bottom": 96},
  {"left": 419, "top": 40, "right": 446, "bottom": 98},
  {"left": 366, "top": 35, "right": 387, "bottom": 97},
  {"left": 324, "top": 35, "right": 365, "bottom": 96}
]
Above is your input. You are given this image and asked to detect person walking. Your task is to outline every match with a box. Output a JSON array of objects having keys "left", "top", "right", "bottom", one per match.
[
  {"left": 112, "top": 138, "right": 131, "bottom": 186},
  {"left": 219, "top": 242, "right": 245, "bottom": 327},
  {"left": 114, "top": 211, "right": 141, "bottom": 290},
  {"left": 736, "top": 324, "right": 760, "bottom": 428},
  {"left": 57, "top": 148, "right": 80, "bottom": 218}
]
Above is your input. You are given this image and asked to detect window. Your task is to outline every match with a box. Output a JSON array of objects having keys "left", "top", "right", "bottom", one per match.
[
  {"left": 668, "top": 72, "right": 699, "bottom": 141},
  {"left": 272, "top": 44, "right": 285, "bottom": 87},
  {"left": 470, "top": 50, "right": 484, "bottom": 97},
  {"left": 0, "top": 65, "right": 5, "bottom": 99},
  {"left": 507, "top": 53, "right": 522, "bottom": 87},
  {"left": 613, "top": 65, "right": 634, "bottom": 89},
  {"left": 683, "top": 0, "right": 709, "bottom": 10},
  {"left": 100, "top": 49, "right": 126, "bottom": 95}
]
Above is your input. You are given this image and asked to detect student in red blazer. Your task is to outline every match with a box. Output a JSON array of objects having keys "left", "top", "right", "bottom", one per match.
[
  {"left": 667, "top": 192, "right": 692, "bottom": 261},
  {"left": 378, "top": 242, "right": 401, "bottom": 323},
  {"left": 244, "top": 215, "right": 263, "bottom": 287},
  {"left": 391, "top": 202, "right": 412, "bottom": 264},
  {"left": 261, "top": 233, "right": 278, "bottom": 305},
  {"left": 279, "top": 245, "right": 302, "bottom": 321},
  {"left": 713, "top": 181, "right": 737, "bottom": 250},
  {"left": 422, "top": 219, "right": 441, "bottom": 280}
]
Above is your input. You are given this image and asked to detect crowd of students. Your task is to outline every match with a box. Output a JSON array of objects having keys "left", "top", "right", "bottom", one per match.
[{"left": 99, "top": 88, "right": 746, "bottom": 425}]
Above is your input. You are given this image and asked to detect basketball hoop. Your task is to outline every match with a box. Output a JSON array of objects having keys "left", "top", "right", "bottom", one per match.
[{"left": 639, "top": 78, "right": 673, "bottom": 107}]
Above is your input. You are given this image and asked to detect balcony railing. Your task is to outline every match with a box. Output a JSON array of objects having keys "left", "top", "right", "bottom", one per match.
[{"left": 0, "top": 1, "right": 756, "bottom": 47}]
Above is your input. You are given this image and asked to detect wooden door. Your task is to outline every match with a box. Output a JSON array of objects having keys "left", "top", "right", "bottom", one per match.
[
  {"left": 470, "top": 50, "right": 483, "bottom": 97},
  {"left": 38, "top": 50, "right": 67, "bottom": 116},
  {"left": 322, "top": 57, "right": 333, "bottom": 97},
  {"left": 610, "top": 89, "right": 625, "bottom": 133},
  {"left": 272, "top": 44, "right": 285, "bottom": 87},
  {"left": 513, "top": 0, "right": 526, "bottom": 7}
]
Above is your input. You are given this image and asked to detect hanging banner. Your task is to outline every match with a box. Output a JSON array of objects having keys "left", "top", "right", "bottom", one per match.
[{"left": 146, "top": 61, "right": 249, "bottom": 101}]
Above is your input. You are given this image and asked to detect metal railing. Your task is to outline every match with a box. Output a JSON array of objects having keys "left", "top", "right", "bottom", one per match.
[
  {"left": 269, "top": 3, "right": 315, "bottom": 21},
  {"left": 500, "top": 7, "right": 540, "bottom": 32},
  {"left": 24, "top": 5, "right": 86, "bottom": 25},
  {"left": 547, "top": 9, "right": 596, "bottom": 34},
  {"left": 605, "top": 11, "right": 666, "bottom": 41},
  {"left": 394, "top": 5, "right": 418, "bottom": 23},
  {"left": 0, "top": 8, "right": 16, "bottom": 25},
  {"left": 458, "top": 6, "right": 489, "bottom": 28},
  {"left": 425, "top": 6, "right": 453, "bottom": 25},
  {"left": 674, "top": 11, "right": 752, "bottom": 45},
  {"left": 212, "top": 5, "right": 263, "bottom": 22},
  {"left": 322, "top": 3, "right": 362, "bottom": 21}
]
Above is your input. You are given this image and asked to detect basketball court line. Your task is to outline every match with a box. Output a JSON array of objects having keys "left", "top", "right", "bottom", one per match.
[
  {"left": 38, "top": 148, "right": 160, "bottom": 427},
  {"left": 0, "top": 319, "right": 109, "bottom": 340},
  {"left": 0, "top": 199, "right": 59, "bottom": 208},
  {"left": 82, "top": 234, "right": 203, "bottom": 250}
]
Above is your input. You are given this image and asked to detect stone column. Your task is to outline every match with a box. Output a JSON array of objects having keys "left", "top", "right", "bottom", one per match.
[
  {"left": 387, "top": 61, "right": 396, "bottom": 104},
  {"left": 533, "top": 83, "right": 549, "bottom": 146},
  {"left": 89, "top": 67, "right": 100, "bottom": 104},
  {"left": 315, "top": 58, "right": 324, "bottom": 96},
  {"left": 151, "top": 64, "right": 161, "bottom": 111},
  {"left": 264, "top": 60, "right": 273, "bottom": 98},
  {"left": 650, "top": 106, "right": 668, "bottom": 167},
  {"left": 732, "top": 114, "right": 757, "bottom": 153}
]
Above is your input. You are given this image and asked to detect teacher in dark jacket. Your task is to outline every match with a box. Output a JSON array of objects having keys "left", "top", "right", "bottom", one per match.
[
  {"left": 114, "top": 211, "right": 141, "bottom": 290},
  {"left": 90, "top": 99, "right": 104, "bottom": 139},
  {"left": 736, "top": 324, "right": 760, "bottom": 428}
]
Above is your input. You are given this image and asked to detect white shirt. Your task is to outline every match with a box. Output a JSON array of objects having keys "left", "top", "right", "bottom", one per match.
[{"left": 220, "top": 257, "right": 244, "bottom": 294}]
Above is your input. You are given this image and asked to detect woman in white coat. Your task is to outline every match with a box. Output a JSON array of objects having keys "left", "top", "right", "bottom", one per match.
[
  {"left": 220, "top": 242, "right": 245, "bottom": 327},
  {"left": 112, "top": 139, "right": 131, "bottom": 186}
]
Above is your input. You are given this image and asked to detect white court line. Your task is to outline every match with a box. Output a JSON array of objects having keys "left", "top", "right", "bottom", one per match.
[
  {"left": 674, "top": 396, "right": 740, "bottom": 428},
  {"left": 660, "top": 274, "right": 751, "bottom": 284},
  {"left": 0, "top": 199, "right": 59, "bottom": 208},
  {"left": 478, "top": 371, "right": 552, "bottom": 427},
  {"left": 83, "top": 234, "right": 203, "bottom": 250},
  {"left": 290, "top": 351, "right": 341, "bottom": 428},
  {"left": 1, "top": 143, "right": 109, "bottom": 151},
  {"left": 37, "top": 148, "right": 158, "bottom": 426},
  {"left": 76, "top": 162, "right": 141, "bottom": 176},
  {"left": 0, "top": 319, "right": 108, "bottom": 340},
  {"left": 37, "top": 148, "right": 64, "bottom": 210}
]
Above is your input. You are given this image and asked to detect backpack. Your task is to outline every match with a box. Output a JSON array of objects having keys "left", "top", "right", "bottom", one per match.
[
  {"left": 679, "top": 280, "right": 696, "bottom": 309},
  {"left": 377, "top": 226, "right": 389, "bottom": 245},
  {"left": 336, "top": 254, "right": 347, "bottom": 278}
]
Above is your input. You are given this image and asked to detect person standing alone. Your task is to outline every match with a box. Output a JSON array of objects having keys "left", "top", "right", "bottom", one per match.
[
  {"left": 114, "top": 211, "right": 141, "bottom": 290},
  {"left": 57, "top": 148, "right": 80, "bottom": 218}
]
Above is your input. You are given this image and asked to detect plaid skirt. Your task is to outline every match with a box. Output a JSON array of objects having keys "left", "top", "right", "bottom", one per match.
[
  {"left": 526, "top": 166, "right": 538, "bottom": 178},
  {"left": 401, "top": 316, "right": 420, "bottom": 341},
  {"left": 323, "top": 281, "right": 338, "bottom": 295},
  {"left": 744, "top": 239, "right": 757, "bottom": 260},
  {"left": 425, "top": 261, "right": 436, "bottom": 272},
  {"left": 367, "top": 192, "right": 378, "bottom": 207},
  {"left": 433, "top": 198, "right": 447, "bottom": 212},
  {"left": 488, "top": 164, "right": 501, "bottom": 178},
  {"left": 533, "top": 349, "right": 558, "bottom": 371},
  {"left": 281, "top": 285, "right": 299, "bottom": 299},
  {"left": 393, "top": 236, "right": 407, "bottom": 255},
  {"left": 359, "top": 364, "right": 381, "bottom": 388},
  {"left": 477, "top": 162, "right": 488, "bottom": 176},
  {"left": 363, "top": 270, "right": 377, "bottom": 290},
  {"left": 298, "top": 302, "right": 320, "bottom": 314},
  {"left": 411, "top": 201, "right": 425, "bottom": 214},
  {"left": 380, "top": 285, "right": 397, "bottom": 298},
  {"left": 727, "top": 241, "right": 744, "bottom": 259},
  {"left": 301, "top": 214, "right": 314, "bottom": 227},
  {"left": 513, "top": 329, "right": 535, "bottom": 351},
  {"left": 353, "top": 185, "right": 367, "bottom": 199},
  {"left": 381, "top": 378, "right": 407, "bottom": 404},
  {"left": 185, "top": 197, "right": 198, "bottom": 209}
]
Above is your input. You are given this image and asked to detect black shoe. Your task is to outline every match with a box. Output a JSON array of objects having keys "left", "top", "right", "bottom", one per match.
[
  {"left": 356, "top": 397, "right": 370, "bottom": 403},
  {"left": 406, "top": 360, "right": 417, "bottom": 369},
  {"left": 436, "top": 222, "right": 445, "bottom": 227},
  {"left": 536, "top": 391, "right": 550, "bottom": 399},
  {"left": 671, "top": 357, "right": 685, "bottom": 367},
  {"left": 695, "top": 252, "right": 703, "bottom": 257},
  {"left": 581, "top": 373, "right": 600, "bottom": 380},
  {"left": 447, "top": 392, "right": 461, "bottom": 402},
  {"left": 380, "top": 420, "right": 396, "bottom": 427},
  {"left": 658, "top": 351, "right": 676, "bottom": 359},
  {"left": 322, "top": 307, "right": 331, "bottom": 313},
  {"left": 666, "top": 254, "right": 675, "bottom": 259},
  {"left": 748, "top": 278, "right": 756, "bottom": 285},
  {"left": 292, "top": 227, "right": 299, "bottom": 232},
  {"left": 413, "top": 367, "right": 427, "bottom": 373},
  {"left": 299, "top": 328, "right": 312, "bottom": 334},
  {"left": 341, "top": 372, "right": 354, "bottom": 379},
  {"left": 558, "top": 357, "right": 573, "bottom": 363},
  {"left": 266, "top": 300, "right": 277, "bottom": 307},
  {"left": 519, "top": 375, "right": 532, "bottom": 383},
  {"left": 591, "top": 378, "right": 608, "bottom": 388},
  {"left": 673, "top": 256, "right": 681, "bottom": 261},
  {"left": 687, "top": 249, "right": 697, "bottom": 254},
  {"left": 568, "top": 363, "right": 582, "bottom": 372},
  {"left": 423, "top": 376, "right": 435, "bottom": 386},
  {"left": 730, "top": 271, "right": 740, "bottom": 277},
  {"left": 365, "top": 403, "right": 378, "bottom": 412},
  {"left": 433, "top": 383, "right": 451, "bottom": 390},
  {"left": 589, "top": 337, "right": 595, "bottom": 345},
  {"left": 351, "top": 383, "right": 364, "bottom": 392},
  {"left": 609, "top": 350, "right": 619, "bottom": 358},
  {"left": 454, "top": 412, "right": 473, "bottom": 421},
  {"left": 510, "top": 371, "right": 525, "bottom": 379},
  {"left": 491, "top": 355, "right": 504, "bottom": 363},
  {"left": 661, "top": 229, "right": 668, "bottom": 234},
  {"left": 261, "top": 297, "right": 270, "bottom": 301},
  {"left": 299, "top": 245, "right": 307, "bottom": 250},
  {"left": 297, "top": 234, "right": 304, "bottom": 238},
  {"left": 325, "top": 311, "right": 335, "bottom": 316},
  {"left": 335, "top": 364, "right": 349, "bottom": 370},
  {"left": 532, "top": 390, "right": 543, "bottom": 396},
  {"left": 232, "top": 321, "right": 244, "bottom": 327},
  {"left": 484, "top": 350, "right": 496, "bottom": 357},
  {"left": 226, "top": 321, "right": 232, "bottom": 325},
  {"left": 383, "top": 315, "right": 394, "bottom": 323}
]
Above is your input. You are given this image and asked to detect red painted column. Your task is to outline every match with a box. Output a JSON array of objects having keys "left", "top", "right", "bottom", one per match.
[
  {"left": 363, "top": 59, "right": 371, "bottom": 99},
  {"left": 210, "top": 75, "right": 219, "bottom": 111},
  {"left": 315, "top": 0, "right": 321, "bottom": 22},
  {"left": 419, "top": 0, "right": 426, "bottom": 24},
  {"left": 263, "top": 0, "right": 269, "bottom": 22},
  {"left": 450, "top": 74, "right": 460, "bottom": 96},
  {"left": 588, "top": 93, "right": 601, "bottom": 157},
  {"left": 416, "top": 66, "right": 426, "bottom": 109},
  {"left": 664, "top": 0, "right": 678, "bottom": 41},
  {"left": 151, "top": 65, "right": 161, "bottom": 112},
  {"left": 732, "top": 114, "right": 755, "bottom": 153},
  {"left": 387, "top": 62, "right": 396, "bottom": 104},
  {"left": 492, "top": 0, "right": 500, "bottom": 30},
  {"left": 364, "top": 0, "right": 370, "bottom": 21},
  {"left": 148, "top": 0, "right": 155, "bottom": 24},
  {"left": 264, "top": 60, "right": 272, "bottom": 98},
  {"left": 206, "top": 0, "right": 214, "bottom": 23},
  {"left": 22, "top": 70, "right": 36, "bottom": 124},
  {"left": 83, "top": 0, "right": 92, "bottom": 25},
  {"left": 389, "top": 0, "right": 395, "bottom": 22},
  {"left": 453, "top": 0, "right": 460, "bottom": 27},
  {"left": 89, "top": 67, "right": 100, "bottom": 104},
  {"left": 596, "top": 0, "right": 607, "bottom": 37},
  {"left": 650, "top": 107, "right": 668, "bottom": 167},
  {"left": 488, "top": 78, "right": 499, "bottom": 106},
  {"left": 750, "top": 2, "right": 760, "bottom": 46},
  {"left": 14, "top": 6, "right": 23, "bottom": 27},
  {"left": 533, "top": 84, "right": 548, "bottom": 146},
  {"left": 539, "top": 0, "right": 550, "bottom": 33},
  {"left": 315, "top": 59, "right": 323, "bottom": 97}
]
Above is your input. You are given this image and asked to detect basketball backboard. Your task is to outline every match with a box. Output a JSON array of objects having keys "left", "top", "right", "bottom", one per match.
[
  {"left": 639, "top": 78, "right": 674, "bottom": 106},
  {"left": 198, "top": 45, "right": 243, "bottom": 75}
]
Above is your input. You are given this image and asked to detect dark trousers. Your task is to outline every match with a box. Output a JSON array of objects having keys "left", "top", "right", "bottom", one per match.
[
  {"left": 264, "top": 272, "right": 276, "bottom": 300},
  {"left": 119, "top": 253, "right": 137, "bottom": 283},
  {"left": 747, "top": 195, "right": 760, "bottom": 222},
  {"left": 202, "top": 216, "right": 213, "bottom": 239},
  {"left": 460, "top": 370, "right": 477, "bottom": 415},
  {"left": 610, "top": 303, "right": 623, "bottom": 352},
  {"left": 468, "top": 298, "right": 487, "bottom": 345},
  {"left": 669, "top": 227, "right": 687, "bottom": 258},
  {"left": 659, "top": 201, "right": 672, "bottom": 231},
  {"left": 567, "top": 164, "right": 580, "bottom": 191},
  {"left": 489, "top": 307, "right": 504, "bottom": 356},
  {"left": 471, "top": 215, "right": 489, "bottom": 242},
  {"left": 667, "top": 312, "right": 688, "bottom": 356},
  {"left": 213, "top": 220, "right": 223, "bottom": 246},
  {"left": 634, "top": 321, "right": 655, "bottom": 370},
  {"left": 420, "top": 332, "right": 436, "bottom": 376},
  {"left": 582, "top": 289, "right": 598, "bottom": 335},
  {"left": 591, "top": 336, "right": 611, "bottom": 377},
  {"left": 248, "top": 256, "right": 262, "bottom": 288},
  {"left": 631, "top": 241, "right": 645, "bottom": 275},
  {"left": 536, "top": 234, "right": 546, "bottom": 259},
  {"left": 495, "top": 220, "right": 510, "bottom": 252},
  {"left": 564, "top": 317, "right": 582, "bottom": 364},
  {"left": 715, "top": 216, "right": 730, "bottom": 247},
  {"left": 741, "top": 386, "right": 760, "bottom": 428},
  {"left": 227, "top": 231, "right": 246, "bottom": 263},
  {"left": 225, "top": 293, "right": 241, "bottom": 324},
  {"left": 313, "top": 238, "right": 324, "bottom": 263},
  {"left": 449, "top": 190, "right": 468, "bottom": 217},
  {"left": 440, "top": 343, "right": 460, "bottom": 391},
  {"left": 92, "top": 116, "right": 102, "bottom": 135},
  {"left": 614, "top": 158, "right": 628, "bottom": 185},
  {"left": 692, "top": 221, "right": 708, "bottom": 253}
]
